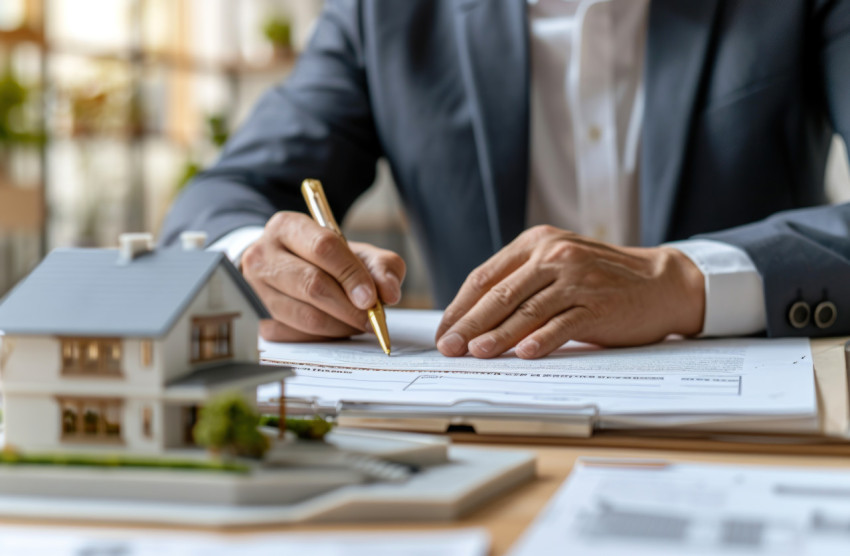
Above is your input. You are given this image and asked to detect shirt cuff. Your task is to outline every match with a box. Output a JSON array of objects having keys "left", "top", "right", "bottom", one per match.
[
  {"left": 207, "top": 226, "right": 265, "bottom": 268},
  {"left": 666, "top": 239, "right": 767, "bottom": 337}
]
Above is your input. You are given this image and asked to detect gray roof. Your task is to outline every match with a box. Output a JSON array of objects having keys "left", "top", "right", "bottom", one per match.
[
  {"left": 0, "top": 247, "right": 270, "bottom": 337},
  {"left": 165, "top": 361, "right": 294, "bottom": 402},
  {"left": 168, "top": 361, "right": 294, "bottom": 390}
]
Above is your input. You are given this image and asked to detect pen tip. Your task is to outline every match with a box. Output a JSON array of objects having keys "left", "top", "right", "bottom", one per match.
[{"left": 368, "top": 304, "right": 391, "bottom": 356}]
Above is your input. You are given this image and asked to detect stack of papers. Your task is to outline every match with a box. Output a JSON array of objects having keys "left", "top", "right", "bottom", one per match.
[
  {"left": 259, "top": 310, "right": 818, "bottom": 436},
  {"left": 509, "top": 460, "right": 850, "bottom": 555}
]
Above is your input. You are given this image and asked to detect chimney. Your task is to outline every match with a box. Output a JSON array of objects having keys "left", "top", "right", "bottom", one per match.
[
  {"left": 118, "top": 233, "right": 154, "bottom": 263},
  {"left": 180, "top": 231, "right": 208, "bottom": 251}
]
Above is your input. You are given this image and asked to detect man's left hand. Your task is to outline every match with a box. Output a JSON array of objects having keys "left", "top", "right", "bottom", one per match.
[{"left": 435, "top": 225, "right": 706, "bottom": 359}]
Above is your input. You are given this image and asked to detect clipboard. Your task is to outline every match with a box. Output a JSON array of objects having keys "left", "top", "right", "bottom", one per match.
[
  {"left": 448, "top": 336, "right": 850, "bottom": 456},
  {"left": 259, "top": 335, "right": 850, "bottom": 455}
]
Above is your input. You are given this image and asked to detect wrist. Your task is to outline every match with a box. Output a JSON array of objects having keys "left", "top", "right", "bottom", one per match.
[{"left": 660, "top": 246, "right": 706, "bottom": 337}]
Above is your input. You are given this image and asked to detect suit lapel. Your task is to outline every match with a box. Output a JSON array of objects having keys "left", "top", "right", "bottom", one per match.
[
  {"left": 641, "top": 0, "right": 721, "bottom": 245},
  {"left": 453, "top": 0, "right": 529, "bottom": 252}
]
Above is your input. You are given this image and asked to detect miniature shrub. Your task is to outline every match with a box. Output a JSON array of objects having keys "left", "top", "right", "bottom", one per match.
[
  {"left": 193, "top": 392, "right": 269, "bottom": 459},
  {"left": 260, "top": 415, "right": 334, "bottom": 440}
]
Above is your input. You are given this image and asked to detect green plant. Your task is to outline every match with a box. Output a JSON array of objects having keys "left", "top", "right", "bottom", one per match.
[
  {"left": 206, "top": 113, "right": 229, "bottom": 148},
  {"left": 260, "top": 415, "right": 334, "bottom": 441},
  {"left": 193, "top": 392, "right": 269, "bottom": 459},
  {"left": 0, "top": 65, "right": 26, "bottom": 144},
  {"left": 262, "top": 15, "right": 293, "bottom": 49},
  {"left": 175, "top": 158, "right": 201, "bottom": 193}
]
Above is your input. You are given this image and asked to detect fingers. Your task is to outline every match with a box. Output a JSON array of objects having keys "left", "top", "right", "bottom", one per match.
[
  {"left": 515, "top": 307, "right": 594, "bottom": 359},
  {"left": 244, "top": 240, "right": 368, "bottom": 332},
  {"left": 351, "top": 241, "right": 406, "bottom": 305},
  {"left": 465, "top": 284, "right": 573, "bottom": 358},
  {"left": 437, "top": 262, "right": 555, "bottom": 357},
  {"left": 243, "top": 211, "right": 408, "bottom": 342},
  {"left": 253, "top": 280, "right": 364, "bottom": 338},
  {"left": 273, "top": 212, "right": 379, "bottom": 310},
  {"left": 436, "top": 238, "right": 531, "bottom": 340}
]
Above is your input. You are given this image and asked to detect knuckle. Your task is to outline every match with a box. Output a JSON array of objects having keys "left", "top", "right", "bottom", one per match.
[
  {"left": 384, "top": 252, "right": 406, "bottom": 276},
  {"left": 310, "top": 229, "right": 341, "bottom": 259},
  {"left": 267, "top": 211, "right": 291, "bottom": 231},
  {"left": 241, "top": 243, "right": 263, "bottom": 273},
  {"left": 517, "top": 298, "right": 546, "bottom": 321},
  {"left": 301, "top": 267, "right": 327, "bottom": 299},
  {"left": 526, "top": 224, "right": 556, "bottom": 241},
  {"left": 542, "top": 240, "right": 579, "bottom": 264},
  {"left": 467, "top": 267, "right": 491, "bottom": 293},
  {"left": 337, "top": 259, "right": 363, "bottom": 286},
  {"left": 455, "top": 316, "right": 483, "bottom": 337},
  {"left": 490, "top": 282, "right": 519, "bottom": 307}
]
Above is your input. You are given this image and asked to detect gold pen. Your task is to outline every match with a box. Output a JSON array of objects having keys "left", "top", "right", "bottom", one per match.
[{"left": 301, "top": 179, "right": 392, "bottom": 355}]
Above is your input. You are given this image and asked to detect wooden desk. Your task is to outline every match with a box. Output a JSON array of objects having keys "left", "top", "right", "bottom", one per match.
[{"left": 190, "top": 444, "right": 845, "bottom": 555}]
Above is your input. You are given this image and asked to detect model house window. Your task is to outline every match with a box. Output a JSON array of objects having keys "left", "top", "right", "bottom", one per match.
[
  {"left": 59, "top": 397, "right": 122, "bottom": 442},
  {"left": 140, "top": 340, "right": 153, "bottom": 367},
  {"left": 60, "top": 338, "right": 122, "bottom": 375},
  {"left": 190, "top": 313, "right": 238, "bottom": 363}
]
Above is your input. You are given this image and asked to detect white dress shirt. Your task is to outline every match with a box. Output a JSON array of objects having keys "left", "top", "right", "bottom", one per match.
[
  {"left": 525, "top": 0, "right": 766, "bottom": 336},
  {"left": 212, "top": 0, "right": 767, "bottom": 337}
]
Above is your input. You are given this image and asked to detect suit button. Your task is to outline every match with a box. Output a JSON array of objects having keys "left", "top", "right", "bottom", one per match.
[
  {"left": 788, "top": 301, "right": 810, "bottom": 329},
  {"left": 814, "top": 301, "right": 837, "bottom": 329}
]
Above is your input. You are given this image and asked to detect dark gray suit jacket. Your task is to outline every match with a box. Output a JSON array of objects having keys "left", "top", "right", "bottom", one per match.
[{"left": 161, "top": 0, "right": 850, "bottom": 338}]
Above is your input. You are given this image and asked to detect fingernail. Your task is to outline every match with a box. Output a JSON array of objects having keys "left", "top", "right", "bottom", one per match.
[
  {"left": 470, "top": 336, "right": 495, "bottom": 355},
  {"left": 352, "top": 284, "right": 373, "bottom": 309},
  {"left": 437, "top": 332, "right": 465, "bottom": 356},
  {"left": 517, "top": 339, "right": 540, "bottom": 358}
]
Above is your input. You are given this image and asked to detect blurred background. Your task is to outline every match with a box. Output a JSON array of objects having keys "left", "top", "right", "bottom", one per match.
[{"left": 0, "top": 0, "right": 848, "bottom": 306}]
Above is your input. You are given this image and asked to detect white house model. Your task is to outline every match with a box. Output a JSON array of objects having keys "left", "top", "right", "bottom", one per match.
[{"left": 0, "top": 232, "right": 292, "bottom": 455}]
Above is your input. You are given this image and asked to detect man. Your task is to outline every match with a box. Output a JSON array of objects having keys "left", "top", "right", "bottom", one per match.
[{"left": 161, "top": 0, "right": 850, "bottom": 359}]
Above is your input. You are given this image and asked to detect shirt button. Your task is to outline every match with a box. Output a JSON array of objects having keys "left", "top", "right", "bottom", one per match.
[{"left": 588, "top": 125, "right": 602, "bottom": 143}]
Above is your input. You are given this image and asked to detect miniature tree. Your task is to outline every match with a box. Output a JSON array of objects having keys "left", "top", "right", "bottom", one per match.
[{"left": 193, "top": 392, "right": 269, "bottom": 459}]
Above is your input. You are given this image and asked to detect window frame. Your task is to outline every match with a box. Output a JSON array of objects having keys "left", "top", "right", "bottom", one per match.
[
  {"left": 57, "top": 396, "right": 124, "bottom": 444},
  {"left": 140, "top": 339, "right": 154, "bottom": 367},
  {"left": 190, "top": 313, "right": 239, "bottom": 364},
  {"left": 59, "top": 337, "right": 123, "bottom": 377}
]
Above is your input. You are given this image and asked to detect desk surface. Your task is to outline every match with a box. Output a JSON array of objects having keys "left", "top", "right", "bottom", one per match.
[
  {"left": 4, "top": 444, "right": 848, "bottom": 555},
  {"left": 223, "top": 444, "right": 850, "bottom": 555}
]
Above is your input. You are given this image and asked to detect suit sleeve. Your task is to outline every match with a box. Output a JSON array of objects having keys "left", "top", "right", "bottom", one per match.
[
  {"left": 698, "top": 1, "right": 850, "bottom": 338},
  {"left": 158, "top": 0, "right": 380, "bottom": 248}
]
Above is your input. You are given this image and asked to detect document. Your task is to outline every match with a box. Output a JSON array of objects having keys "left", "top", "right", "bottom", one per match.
[
  {"left": 259, "top": 310, "right": 817, "bottom": 432},
  {"left": 509, "top": 460, "right": 850, "bottom": 555},
  {"left": 0, "top": 526, "right": 489, "bottom": 556}
]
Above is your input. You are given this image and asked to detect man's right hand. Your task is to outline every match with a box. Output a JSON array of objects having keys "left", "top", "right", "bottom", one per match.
[{"left": 242, "top": 211, "right": 406, "bottom": 342}]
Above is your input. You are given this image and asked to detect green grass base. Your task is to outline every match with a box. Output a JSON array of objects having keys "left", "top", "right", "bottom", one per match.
[{"left": 0, "top": 451, "right": 249, "bottom": 473}]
